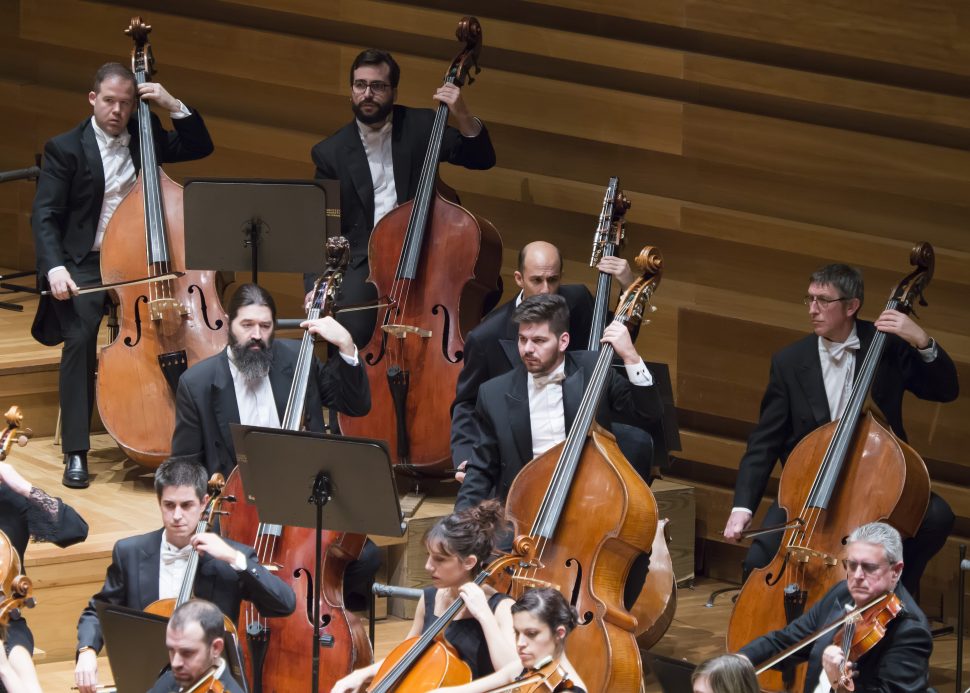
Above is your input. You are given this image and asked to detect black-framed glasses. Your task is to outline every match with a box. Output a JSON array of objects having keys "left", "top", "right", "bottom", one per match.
[
  {"left": 352, "top": 80, "right": 392, "bottom": 95},
  {"left": 842, "top": 559, "right": 888, "bottom": 576},
  {"left": 803, "top": 294, "right": 849, "bottom": 307}
]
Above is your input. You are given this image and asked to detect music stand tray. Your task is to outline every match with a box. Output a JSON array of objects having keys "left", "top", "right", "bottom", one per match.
[{"left": 94, "top": 601, "right": 170, "bottom": 693}]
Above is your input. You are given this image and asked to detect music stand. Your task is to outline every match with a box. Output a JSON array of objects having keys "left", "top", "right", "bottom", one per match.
[
  {"left": 229, "top": 424, "right": 405, "bottom": 693},
  {"left": 183, "top": 178, "right": 340, "bottom": 284},
  {"left": 94, "top": 601, "right": 169, "bottom": 693}
]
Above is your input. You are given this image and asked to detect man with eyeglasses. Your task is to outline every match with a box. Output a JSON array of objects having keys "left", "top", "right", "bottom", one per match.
[
  {"left": 723, "top": 263, "right": 957, "bottom": 597},
  {"left": 739, "top": 522, "right": 932, "bottom": 692},
  {"left": 307, "top": 48, "right": 496, "bottom": 346}
]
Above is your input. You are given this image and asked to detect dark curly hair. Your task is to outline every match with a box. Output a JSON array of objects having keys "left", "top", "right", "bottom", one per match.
[{"left": 424, "top": 499, "right": 507, "bottom": 575}]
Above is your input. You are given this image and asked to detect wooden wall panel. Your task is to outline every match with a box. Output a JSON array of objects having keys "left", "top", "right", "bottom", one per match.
[{"left": 1, "top": 0, "right": 967, "bottom": 628}]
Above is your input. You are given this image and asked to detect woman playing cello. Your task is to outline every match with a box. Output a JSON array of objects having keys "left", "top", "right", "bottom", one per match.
[
  {"left": 331, "top": 500, "right": 518, "bottom": 692},
  {"left": 430, "top": 587, "right": 588, "bottom": 693}
]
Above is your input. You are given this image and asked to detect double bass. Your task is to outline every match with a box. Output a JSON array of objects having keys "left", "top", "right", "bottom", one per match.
[
  {"left": 97, "top": 17, "right": 226, "bottom": 468},
  {"left": 219, "top": 237, "right": 372, "bottom": 692},
  {"left": 586, "top": 181, "right": 677, "bottom": 649},
  {"left": 502, "top": 247, "right": 665, "bottom": 692},
  {"left": 726, "top": 243, "right": 936, "bottom": 691},
  {"left": 338, "top": 16, "right": 502, "bottom": 474}
]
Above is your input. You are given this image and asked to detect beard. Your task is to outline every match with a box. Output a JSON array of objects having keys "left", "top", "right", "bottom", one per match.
[
  {"left": 352, "top": 98, "right": 393, "bottom": 125},
  {"left": 229, "top": 332, "right": 274, "bottom": 382}
]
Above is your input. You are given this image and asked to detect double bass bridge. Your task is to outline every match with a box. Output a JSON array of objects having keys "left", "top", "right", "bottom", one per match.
[
  {"left": 149, "top": 297, "right": 188, "bottom": 321},
  {"left": 786, "top": 546, "right": 839, "bottom": 567},
  {"left": 382, "top": 324, "right": 431, "bottom": 339}
]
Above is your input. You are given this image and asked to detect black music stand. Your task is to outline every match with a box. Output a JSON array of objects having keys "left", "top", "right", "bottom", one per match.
[
  {"left": 229, "top": 424, "right": 405, "bottom": 693},
  {"left": 183, "top": 178, "right": 340, "bottom": 284}
]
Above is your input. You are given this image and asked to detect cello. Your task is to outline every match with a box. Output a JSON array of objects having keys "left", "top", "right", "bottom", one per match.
[
  {"left": 219, "top": 236, "right": 372, "bottom": 692},
  {"left": 586, "top": 183, "right": 677, "bottom": 649},
  {"left": 726, "top": 243, "right": 936, "bottom": 691},
  {"left": 501, "top": 247, "right": 665, "bottom": 693},
  {"left": 0, "top": 407, "right": 35, "bottom": 627},
  {"left": 338, "top": 16, "right": 503, "bottom": 474},
  {"left": 97, "top": 17, "right": 227, "bottom": 468}
]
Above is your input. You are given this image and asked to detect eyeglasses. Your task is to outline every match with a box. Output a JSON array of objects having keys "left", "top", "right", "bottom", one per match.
[
  {"left": 803, "top": 294, "right": 849, "bottom": 308},
  {"left": 352, "top": 80, "right": 392, "bottom": 95},
  {"left": 842, "top": 559, "right": 888, "bottom": 576}
]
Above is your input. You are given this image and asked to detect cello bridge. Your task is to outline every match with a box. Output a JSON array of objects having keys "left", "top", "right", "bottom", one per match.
[
  {"left": 149, "top": 298, "right": 188, "bottom": 321},
  {"left": 787, "top": 546, "right": 839, "bottom": 566},
  {"left": 382, "top": 324, "right": 432, "bottom": 339},
  {"left": 511, "top": 576, "right": 559, "bottom": 593}
]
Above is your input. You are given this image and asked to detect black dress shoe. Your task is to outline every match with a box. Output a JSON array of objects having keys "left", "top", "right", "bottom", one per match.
[{"left": 62, "top": 452, "right": 89, "bottom": 489}]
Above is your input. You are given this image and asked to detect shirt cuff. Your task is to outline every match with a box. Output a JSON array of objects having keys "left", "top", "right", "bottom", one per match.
[
  {"left": 339, "top": 346, "right": 360, "bottom": 367},
  {"left": 462, "top": 117, "right": 484, "bottom": 138},
  {"left": 624, "top": 359, "right": 654, "bottom": 386},
  {"left": 170, "top": 100, "right": 192, "bottom": 119},
  {"left": 47, "top": 266, "right": 67, "bottom": 281},
  {"left": 732, "top": 507, "right": 754, "bottom": 516},
  {"left": 231, "top": 550, "right": 248, "bottom": 572},
  {"left": 917, "top": 338, "right": 937, "bottom": 363}
]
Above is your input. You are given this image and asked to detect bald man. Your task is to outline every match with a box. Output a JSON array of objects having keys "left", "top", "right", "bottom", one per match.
[{"left": 450, "top": 241, "right": 630, "bottom": 472}]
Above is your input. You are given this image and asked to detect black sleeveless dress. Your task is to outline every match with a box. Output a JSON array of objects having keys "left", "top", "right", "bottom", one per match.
[{"left": 421, "top": 587, "right": 512, "bottom": 679}]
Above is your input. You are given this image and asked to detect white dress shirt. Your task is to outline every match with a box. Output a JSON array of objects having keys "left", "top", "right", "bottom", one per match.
[
  {"left": 527, "top": 357, "right": 654, "bottom": 458},
  {"left": 818, "top": 325, "right": 860, "bottom": 422},
  {"left": 158, "top": 535, "right": 193, "bottom": 600},
  {"left": 357, "top": 116, "right": 397, "bottom": 227},
  {"left": 226, "top": 347, "right": 283, "bottom": 429}
]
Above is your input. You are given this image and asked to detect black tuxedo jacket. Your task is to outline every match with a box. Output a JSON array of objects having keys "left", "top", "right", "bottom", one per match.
[
  {"left": 733, "top": 319, "right": 958, "bottom": 511},
  {"left": 310, "top": 104, "right": 496, "bottom": 269},
  {"left": 740, "top": 582, "right": 931, "bottom": 692},
  {"left": 147, "top": 666, "right": 245, "bottom": 693},
  {"left": 450, "top": 285, "right": 595, "bottom": 467},
  {"left": 77, "top": 528, "right": 296, "bottom": 653},
  {"left": 171, "top": 339, "right": 371, "bottom": 478},
  {"left": 30, "top": 109, "right": 214, "bottom": 345},
  {"left": 455, "top": 350, "right": 664, "bottom": 511}
]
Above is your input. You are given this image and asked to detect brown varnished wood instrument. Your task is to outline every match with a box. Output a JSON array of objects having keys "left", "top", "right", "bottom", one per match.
[
  {"left": 0, "top": 406, "right": 35, "bottom": 626},
  {"left": 727, "top": 243, "right": 935, "bottom": 692},
  {"left": 219, "top": 236, "right": 371, "bottom": 692},
  {"left": 96, "top": 17, "right": 227, "bottom": 468},
  {"left": 337, "top": 16, "right": 503, "bottom": 475},
  {"left": 501, "top": 247, "right": 665, "bottom": 692}
]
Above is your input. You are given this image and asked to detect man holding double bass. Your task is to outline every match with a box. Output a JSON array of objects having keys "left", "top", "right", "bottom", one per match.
[
  {"left": 30, "top": 62, "right": 213, "bottom": 489},
  {"left": 723, "top": 263, "right": 958, "bottom": 597},
  {"left": 306, "top": 48, "right": 496, "bottom": 346}
]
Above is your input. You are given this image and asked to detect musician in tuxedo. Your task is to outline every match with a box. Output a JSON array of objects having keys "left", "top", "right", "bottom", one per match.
[
  {"left": 306, "top": 48, "right": 496, "bottom": 346},
  {"left": 147, "top": 599, "right": 245, "bottom": 693},
  {"left": 30, "top": 62, "right": 214, "bottom": 489},
  {"left": 0, "top": 461, "right": 88, "bottom": 693},
  {"left": 171, "top": 282, "right": 379, "bottom": 612},
  {"left": 722, "top": 264, "right": 958, "bottom": 596},
  {"left": 73, "top": 459, "right": 295, "bottom": 693},
  {"left": 739, "top": 522, "right": 932, "bottom": 692}
]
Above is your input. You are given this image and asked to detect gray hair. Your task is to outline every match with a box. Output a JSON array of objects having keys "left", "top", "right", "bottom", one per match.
[
  {"left": 809, "top": 263, "right": 864, "bottom": 308},
  {"left": 848, "top": 522, "right": 903, "bottom": 564}
]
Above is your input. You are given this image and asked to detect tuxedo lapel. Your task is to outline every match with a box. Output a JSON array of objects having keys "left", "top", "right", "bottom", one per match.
[
  {"left": 794, "top": 339, "right": 831, "bottom": 425},
  {"left": 80, "top": 123, "right": 106, "bottom": 219},
  {"left": 137, "top": 529, "right": 163, "bottom": 607},
  {"left": 268, "top": 347, "right": 294, "bottom": 424},
  {"left": 342, "top": 129, "right": 375, "bottom": 229},
  {"left": 505, "top": 369, "right": 533, "bottom": 465},
  {"left": 499, "top": 339, "right": 518, "bottom": 368},
  {"left": 391, "top": 108, "right": 414, "bottom": 202},
  {"left": 211, "top": 353, "right": 240, "bottom": 454}
]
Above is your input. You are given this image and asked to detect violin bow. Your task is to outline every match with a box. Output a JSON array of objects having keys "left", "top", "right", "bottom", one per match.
[{"left": 753, "top": 592, "right": 889, "bottom": 675}]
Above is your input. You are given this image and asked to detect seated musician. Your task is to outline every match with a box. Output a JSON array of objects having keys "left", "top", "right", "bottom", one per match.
[
  {"left": 331, "top": 500, "right": 518, "bottom": 693},
  {"left": 429, "top": 587, "right": 589, "bottom": 693},
  {"left": 73, "top": 458, "right": 295, "bottom": 693},
  {"left": 171, "top": 282, "right": 380, "bottom": 611},
  {"left": 692, "top": 654, "right": 759, "bottom": 693},
  {"left": 723, "top": 263, "right": 958, "bottom": 596},
  {"left": 738, "top": 522, "right": 932, "bottom": 692},
  {"left": 0, "top": 640, "right": 29, "bottom": 693},
  {"left": 147, "top": 599, "right": 244, "bottom": 693},
  {"left": 0, "top": 461, "right": 88, "bottom": 693}
]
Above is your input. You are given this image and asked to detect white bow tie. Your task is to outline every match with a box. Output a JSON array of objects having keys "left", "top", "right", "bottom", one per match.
[
  {"left": 161, "top": 543, "right": 193, "bottom": 566},
  {"left": 107, "top": 132, "right": 131, "bottom": 149},
  {"left": 533, "top": 371, "right": 566, "bottom": 389},
  {"left": 822, "top": 334, "right": 860, "bottom": 362}
]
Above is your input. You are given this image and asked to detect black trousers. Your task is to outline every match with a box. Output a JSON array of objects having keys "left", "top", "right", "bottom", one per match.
[
  {"left": 51, "top": 253, "right": 105, "bottom": 453},
  {"left": 743, "top": 492, "right": 954, "bottom": 597}
]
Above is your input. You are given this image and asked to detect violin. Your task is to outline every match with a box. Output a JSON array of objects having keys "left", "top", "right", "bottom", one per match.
[
  {"left": 144, "top": 474, "right": 237, "bottom": 636},
  {"left": 338, "top": 16, "right": 503, "bottom": 474},
  {"left": 181, "top": 665, "right": 226, "bottom": 693},
  {"left": 0, "top": 406, "right": 32, "bottom": 461},
  {"left": 483, "top": 656, "right": 576, "bottom": 693},
  {"left": 219, "top": 236, "right": 372, "bottom": 692},
  {"left": 96, "top": 16, "right": 227, "bottom": 468},
  {"left": 728, "top": 244, "right": 936, "bottom": 692}
]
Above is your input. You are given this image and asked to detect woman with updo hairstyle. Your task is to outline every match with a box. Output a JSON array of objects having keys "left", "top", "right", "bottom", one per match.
[
  {"left": 331, "top": 500, "right": 517, "bottom": 693},
  {"left": 691, "top": 654, "right": 759, "bottom": 693},
  {"left": 430, "top": 587, "right": 588, "bottom": 693}
]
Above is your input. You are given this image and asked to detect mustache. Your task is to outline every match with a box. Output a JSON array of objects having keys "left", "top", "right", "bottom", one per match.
[{"left": 246, "top": 338, "right": 267, "bottom": 350}]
